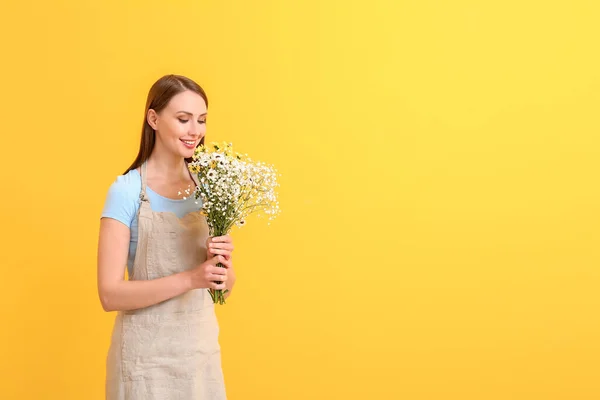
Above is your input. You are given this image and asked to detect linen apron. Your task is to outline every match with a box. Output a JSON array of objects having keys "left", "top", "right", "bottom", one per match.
[{"left": 105, "top": 161, "right": 226, "bottom": 399}]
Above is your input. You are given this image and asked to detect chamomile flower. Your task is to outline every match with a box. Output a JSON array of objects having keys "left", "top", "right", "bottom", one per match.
[{"left": 185, "top": 140, "right": 280, "bottom": 244}]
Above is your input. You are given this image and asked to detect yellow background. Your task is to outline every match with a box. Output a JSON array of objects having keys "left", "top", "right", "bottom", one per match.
[{"left": 1, "top": 1, "right": 599, "bottom": 399}]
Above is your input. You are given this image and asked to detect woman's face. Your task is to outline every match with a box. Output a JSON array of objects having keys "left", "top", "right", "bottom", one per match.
[{"left": 148, "top": 90, "right": 207, "bottom": 159}]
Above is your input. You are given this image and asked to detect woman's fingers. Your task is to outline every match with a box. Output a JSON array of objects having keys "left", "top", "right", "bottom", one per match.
[
  {"left": 212, "top": 272, "right": 227, "bottom": 281},
  {"left": 209, "top": 247, "right": 232, "bottom": 256},
  {"left": 211, "top": 235, "right": 232, "bottom": 243},
  {"left": 209, "top": 236, "right": 234, "bottom": 250},
  {"left": 210, "top": 251, "right": 232, "bottom": 262},
  {"left": 222, "top": 258, "right": 232, "bottom": 268},
  {"left": 210, "top": 264, "right": 228, "bottom": 290},
  {"left": 210, "top": 265, "right": 228, "bottom": 275},
  {"left": 210, "top": 281, "right": 227, "bottom": 290},
  {"left": 208, "top": 238, "right": 234, "bottom": 262},
  {"left": 209, "top": 242, "right": 234, "bottom": 252}
]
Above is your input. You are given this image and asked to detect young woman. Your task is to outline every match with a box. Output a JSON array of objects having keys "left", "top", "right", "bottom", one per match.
[{"left": 98, "top": 74, "right": 235, "bottom": 399}]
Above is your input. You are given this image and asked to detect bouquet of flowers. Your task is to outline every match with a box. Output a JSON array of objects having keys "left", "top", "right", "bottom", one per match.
[{"left": 187, "top": 141, "right": 280, "bottom": 304}]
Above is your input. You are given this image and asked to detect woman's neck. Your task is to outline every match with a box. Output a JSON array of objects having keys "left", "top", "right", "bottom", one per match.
[{"left": 146, "top": 148, "right": 187, "bottom": 181}]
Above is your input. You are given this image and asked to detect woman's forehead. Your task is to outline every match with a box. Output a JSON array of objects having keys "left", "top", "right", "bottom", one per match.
[{"left": 166, "top": 90, "right": 207, "bottom": 113}]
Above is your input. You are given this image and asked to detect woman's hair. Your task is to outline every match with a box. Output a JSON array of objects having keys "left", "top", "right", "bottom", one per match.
[{"left": 123, "top": 74, "right": 208, "bottom": 175}]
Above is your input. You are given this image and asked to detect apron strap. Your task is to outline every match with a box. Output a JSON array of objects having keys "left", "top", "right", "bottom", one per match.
[{"left": 139, "top": 161, "right": 149, "bottom": 203}]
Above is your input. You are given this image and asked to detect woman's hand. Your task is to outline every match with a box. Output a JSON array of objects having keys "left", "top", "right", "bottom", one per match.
[
  {"left": 205, "top": 235, "right": 237, "bottom": 298},
  {"left": 206, "top": 235, "right": 234, "bottom": 261},
  {"left": 186, "top": 255, "right": 228, "bottom": 290}
]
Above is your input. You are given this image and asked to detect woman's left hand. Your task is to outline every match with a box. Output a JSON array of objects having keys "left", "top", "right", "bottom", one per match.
[{"left": 206, "top": 235, "right": 234, "bottom": 261}]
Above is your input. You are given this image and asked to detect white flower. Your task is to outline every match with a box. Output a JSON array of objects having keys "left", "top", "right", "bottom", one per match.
[{"left": 188, "top": 142, "right": 280, "bottom": 234}]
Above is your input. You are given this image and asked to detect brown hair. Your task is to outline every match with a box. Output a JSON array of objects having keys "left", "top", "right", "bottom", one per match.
[{"left": 123, "top": 74, "right": 208, "bottom": 175}]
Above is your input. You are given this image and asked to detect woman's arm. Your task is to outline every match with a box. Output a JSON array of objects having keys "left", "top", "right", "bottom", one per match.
[{"left": 97, "top": 218, "right": 194, "bottom": 312}]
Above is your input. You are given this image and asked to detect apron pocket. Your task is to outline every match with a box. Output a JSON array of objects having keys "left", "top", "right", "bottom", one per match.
[
  {"left": 146, "top": 231, "right": 178, "bottom": 279},
  {"left": 120, "top": 313, "right": 219, "bottom": 382}
]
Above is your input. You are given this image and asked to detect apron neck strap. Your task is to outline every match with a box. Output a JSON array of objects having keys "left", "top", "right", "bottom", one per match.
[{"left": 139, "top": 161, "right": 149, "bottom": 202}]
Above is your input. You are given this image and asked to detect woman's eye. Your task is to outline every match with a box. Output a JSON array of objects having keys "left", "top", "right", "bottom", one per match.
[
  {"left": 198, "top": 120, "right": 206, "bottom": 124},
  {"left": 178, "top": 118, "right": 189, "bottom": 123}
]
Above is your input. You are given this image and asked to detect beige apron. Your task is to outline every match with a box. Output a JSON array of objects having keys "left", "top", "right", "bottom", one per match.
[{"left": 105, "top": 161, "right": 227, "bottom": 399}]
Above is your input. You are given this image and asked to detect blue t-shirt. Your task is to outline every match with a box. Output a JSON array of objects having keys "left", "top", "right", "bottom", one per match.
[{"left": 101, "top": 169, "right": 202, "bottom": 276}]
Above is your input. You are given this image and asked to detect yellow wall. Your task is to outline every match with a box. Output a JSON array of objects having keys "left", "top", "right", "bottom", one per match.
[{"left": 1, "top": 1, "right": 599, "bottom": 399}]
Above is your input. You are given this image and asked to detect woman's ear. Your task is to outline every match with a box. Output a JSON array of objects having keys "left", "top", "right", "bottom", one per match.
[{"left": 147, "top": 109, "right": 159, "bottom": 130}]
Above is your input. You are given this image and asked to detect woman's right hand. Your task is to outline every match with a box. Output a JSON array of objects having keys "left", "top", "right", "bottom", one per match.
[{"left": 186, "top": 255, "right": 228, "bottom": 290}]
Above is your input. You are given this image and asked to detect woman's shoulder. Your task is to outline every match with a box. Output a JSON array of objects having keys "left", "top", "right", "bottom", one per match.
[
  {"left": 110, "top": 168, "right": 141, "bottom": 189},
  {"left": 105, "top": 169, "right": 142, "bottom": 204},
  {"left": 101, "top": 169, "right": 142, "bottom": 226}
]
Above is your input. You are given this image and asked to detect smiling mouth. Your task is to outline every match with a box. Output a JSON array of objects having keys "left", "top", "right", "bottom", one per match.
[{"left": 180, "top": 139, "right": 196, "bottom": 148}]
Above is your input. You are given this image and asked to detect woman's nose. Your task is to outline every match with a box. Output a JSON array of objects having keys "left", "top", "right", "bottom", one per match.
[{"left": 188, "top": 123, "right": 199, "bottom": 137}]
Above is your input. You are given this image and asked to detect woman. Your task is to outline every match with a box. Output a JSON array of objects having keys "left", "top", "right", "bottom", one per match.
[{"left": 98, "top": 74, "right": 235, "bottom": 399}]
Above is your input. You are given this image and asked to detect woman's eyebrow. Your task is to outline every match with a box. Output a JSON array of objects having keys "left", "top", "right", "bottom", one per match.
[{"left": 177, "top": 111, "right": 207, "bottom": 117}]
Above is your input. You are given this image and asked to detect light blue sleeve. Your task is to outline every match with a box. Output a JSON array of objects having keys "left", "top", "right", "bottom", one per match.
[{"left": 101, "top": 174, "right": 140, "bottom": 228}]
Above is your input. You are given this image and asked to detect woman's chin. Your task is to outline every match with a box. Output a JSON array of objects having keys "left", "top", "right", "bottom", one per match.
[{"left": 176, "top": 142, "right": 196, "bottom": 158}]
